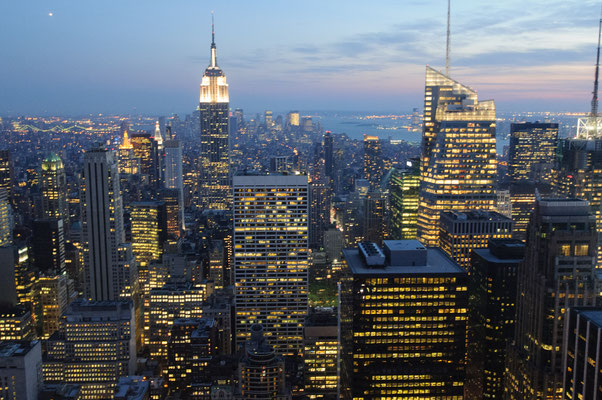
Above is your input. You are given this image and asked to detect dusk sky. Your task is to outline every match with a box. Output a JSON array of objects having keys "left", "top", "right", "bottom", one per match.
[{"left": 1, "top": 0, "right": 601, "bottom": 115}]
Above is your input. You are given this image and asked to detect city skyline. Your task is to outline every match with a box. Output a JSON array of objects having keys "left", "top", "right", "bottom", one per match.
[{"left": 1, "top": 0, "right": 602, "bottom": 115}]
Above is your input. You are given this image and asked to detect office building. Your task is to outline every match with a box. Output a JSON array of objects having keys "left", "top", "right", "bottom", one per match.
[
  {"left": 0, "top": 188, "right": 11, "bottom": 246},
  {"left": 287, "top": 111, "right": 300, "bottom": 127},
  {"left": 362, "top": 191, "right": 387, "bottom": 244},
  {"left": 562, "top": 307, "right": 602, "bottom": 399},
  {"left": 309, "top": 179, "right": 330, "bottom": 249},
  {"left": 118, "top": 128, "right": 140, "bottom": 176},
  {"left": 163, "top": 136, "right": 185, "bottom": 231},
  {"left": 199, "top": 26, "right": 231, "bottom": 210},
  {"left": 34, "top": 274, "right": 73, "bottom": 340},
  {"left": 363, "top": 135, "right": 383, "bottom": 188},
  {"left": 166, "top": 318, "right": 217, "bottom": 394},
  {"left": 389, "top": 159, "right": 420, "bottom": 240},
  {"left": 0, "top": 341, "right": 42, "bottom": 400},
  {"left": 303, "top": 309, "right": 338, "bottom": 400},
  {"left": 130, "top": 133, "right": 160, "bottom": 187},
  {"left": 508, "top": 122, "right": 558, "bottom": 184},
  {"left": 42, "top": 300, "right": 136, "bottom": 400},
  {"left": 506, "top": 198, "right": 601, "bottom": 399},
  {"left": 340, "top": 240, "right": 468, "bottom": 399},
  {"left": 237, "top": 324, "right": 290, "bottom": 400},
  {"left": 153, "top": 120, "right": 163, "bottom": 150},
  {"left": 233, "top": 174, "right": 309, "bottom": 355},
  {"left": 496, "top": 188, "right": 512, "bottom": 218},
  {"left": 82, "top": 146, "right": 135, "bottom": 301},
  {"left": 269, "top": 156, "right": 290, "bottom": 173},
  {"left": 145, "top": 280, "right": 213, "bottom": 364},
  {"left": 466, "top": 239, "right": 525, "bottom": 399},
  {"left": 32, "top": 218, "right": 66, "bottom": 274},
  {"left": 0, "top": 306, "right": 34, "bottom": 341},
  {"left": 439, "top": 210, "right": 512, "bottom": 272},
  {"left": 418, "top": 66, "right": 497, "bottom": 246},
  {"left": 324, "top": 131, "right": 334, "bottom": 183},
  {"left": 0, "top": 150, "right": 13, "bottom": 200},
  {"left": 41, "top": 153, "right": 69, "bottom": 226},
  {"left": 265, "top": 110, "right": 273, "bottom": 128},
  {"left": 158, "top": 189, "right": 183, "bottom": 239},
  {"left": 553, "top": 138, "right": 602, "bottom": 266}
]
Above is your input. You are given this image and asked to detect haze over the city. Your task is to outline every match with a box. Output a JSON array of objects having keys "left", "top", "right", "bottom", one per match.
[{"left": 1, "top": 0, "right": 601, "bottom": 115}]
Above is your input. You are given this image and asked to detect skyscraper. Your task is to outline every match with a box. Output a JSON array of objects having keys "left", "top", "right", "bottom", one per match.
[
  {"left": 233, "top": 174, "right": 309, "bottom": 355},
  {"left": 323, "top": 131, "right": 334, "bottom": 184},
  {"left": 199, "top": 23, "right": 230, "bottom": 210},
  {"left": 340, "top": 240, "right": 468, "bottom": 399},
  {"left": 118, "top": 128, "right": 139, "bottom": 176},
  {"left": 0, "top": 150, "right": 13, "bottom": 201},
  {"left": 82, "top": 146, "right": 134, "bottom": 301},
  {"left": 163, "top": 136, "right": 185, "bottom": 231},
  {"left": 32, "top": 218, "right": 66, "bottom": 274},
  {"left": 0, "top": 188, "right": 11, "bottom": 246},
  {"left": 131, "top": 133, "right": 160, "bottom": 187},
  {"left": 508, "top": 122, "right": 558, "bottom": 184},
  {"left": 388, "top": 159, "right": 420, "bottom": 240},
  {"left": 309, "top": 179, "right": 330, "bottom": 249},
  {"left": 303, "top": 309, "right": 338, "bottom": 400},
  {"left": 466, "top": 239, "right": 524, "bottom": 399},
  {"left": 41, "top": 153, "right": 69, "bottom": 225},
  {"left": 439, "top": 210, "right": 512, "bottom": 271},
  {"left": 363, "top": 135, "right": 383, "bottom": 189},
  {"left": 506, "top": 198, "right": 600, "bottom": 399},
  {"left": 417, "top": 66, "right": 497, "bottom": 246}
]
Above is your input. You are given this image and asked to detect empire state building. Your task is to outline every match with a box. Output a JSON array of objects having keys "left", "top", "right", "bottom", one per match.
[{"left": 199, "top": 23, "right": 230, "bottom": 210}]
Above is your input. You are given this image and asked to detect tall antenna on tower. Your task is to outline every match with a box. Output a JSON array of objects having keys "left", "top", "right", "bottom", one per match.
[
  {"left": 445, "top": 0, "right": 451, "bottom": 76},
  {"left": 211, "top": 11, "right": 215, "bottom": 46},
  {"left": 591, "top": 6, "right": 602, "bottom": 117}
]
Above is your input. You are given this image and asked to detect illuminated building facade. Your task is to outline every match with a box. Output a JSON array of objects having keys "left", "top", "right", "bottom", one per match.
[
  {"left": 0, "top": 341, "right": 42, "bottom": 400},
  {"left": 237, "top": 324, "right": 290, "bottom": 400},
  {"left": 163, "top": 136, "right": 185, "bottom": 231},
  {"left": 43, "top": 300, "right": 136, "bottom": 400},
  {"left": 309, "top": 179, "right": 330, "bottom": 249},
  {"left": 466, "top": 239, "right": 524, "bottom": 399},
  {"left": 118, "top": 128, "right": 140, "bottom": 176},
  {"left": 562, "top": 307, "right": 602, "bottom": 399},
  {"left": 130, "top": 201, "right": 167, "bottom": 295},
  {"left": 363, "top": 135, "right": 383, "bottom": 189},
  {"left": 41, "top": 153, "right": 69, "bottom": 226},
  {"left": 130, "top": 133, "right": 160, "bottom": 187},
  {"left": 0, "top": 306, "right": 34, "bottom": 341},
  {"left": 82, "top": 146, "right": 135, "bottom": 301},
  {"left": 166, "top": 317, "right": 217, "bottom": 394},
  {"left": 199, "top": 28, "right": 231, "bottom": 210},
  {"left": 303, "top": 309, "right": 338, "bottom": 400},
  {"left": 389, "top": 159, "right": 420, "bottom": 240},
  {"left": 439, "top": 210, "right": 512, "bottom": 272},
  {"left": 34, "top": 274, "right": 73, "bottom": 339},
  {"left": 508, "top": 122, "right": 558, "bottom": 184},
  {"left": 505, "top": 198, "right": 600, "bottom": 399},
  {"left": 340, "top": 240, "right": 468, "bottom": 400},
  {"left": 32, "top": 218, "right": 66, "bottom": 274},
  {"left": 553, "top": 138, "right": 602, "bottom": 266},
  {"left": 233, "top": 174, "right": 309, "bottom": 355},
  {"left": 0, "top": 150, "right": 13, "bottom": 200},
  {"left": 0, "top": 188, "right": 12, "bottom": 246},
  {"left": 158, "top": 188, "right": 183, "bottom": 239},
  {"left": 418, "top": 66, "right": 497, "bottom": 246},
  {"left": 287, "top": 111, "right": 300, "bottom": 127},
  {"left": 145, "top": 280, "right": 213, "bottom": 364}
]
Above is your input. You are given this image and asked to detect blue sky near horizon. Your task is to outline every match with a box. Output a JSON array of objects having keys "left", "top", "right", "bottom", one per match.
[{"left": 1, "top": 0, "right": 601, "bottom": 115}]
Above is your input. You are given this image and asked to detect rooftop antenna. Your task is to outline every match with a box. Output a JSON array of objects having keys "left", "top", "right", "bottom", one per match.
[
  {"left": 591, "top": 6, "right": 602, "bottom": 117},
  {"left": 211, "top": 11, "right": 215, "bottom": 46},
  {"left": 445, "top": 0, "right": 451, "bottom": 76}
]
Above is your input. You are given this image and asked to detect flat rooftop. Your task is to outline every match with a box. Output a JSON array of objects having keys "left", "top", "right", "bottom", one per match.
[
  {"left": 0, "top": 341, "right": 39, "bottom": 358},
  {"left": 343, "top": 246, "right": 464, "bottom": 276}
]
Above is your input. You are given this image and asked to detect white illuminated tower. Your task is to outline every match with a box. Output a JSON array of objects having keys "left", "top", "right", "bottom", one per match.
[
  {"left": 233, "top": 174, "right": 309, "bottom": 355},
  {"left": 199, "top": 18, "right": 231, "bottom": 210}
]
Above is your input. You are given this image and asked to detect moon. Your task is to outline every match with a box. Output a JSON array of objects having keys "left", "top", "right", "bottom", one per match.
[{"left": 48, "top": 12, "right": 53, "bottom": 16}]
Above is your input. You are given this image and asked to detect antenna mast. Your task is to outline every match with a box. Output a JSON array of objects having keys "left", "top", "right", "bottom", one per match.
[
  {"left": 591, "top": 8, "right": 602, "bottom": 117},
  {"left": 211, "top": 11, "right": 215, "bottom": 46},
  {"left": 445, "top": 0, "right": 451, "bottom": 76}
]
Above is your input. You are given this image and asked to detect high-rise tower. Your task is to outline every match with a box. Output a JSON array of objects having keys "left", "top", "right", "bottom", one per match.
[
  {"left": 417, "top": 67, "right": 497, "bottom": 246},
  {"left": 41, "top": 153, "right": 69, "bottom": 226},
  {"left": 199, "top": 19, "right": 231, "bottom": 210},
  {"left": 82, "top": 146, "right": 136, "bottom": 301}
]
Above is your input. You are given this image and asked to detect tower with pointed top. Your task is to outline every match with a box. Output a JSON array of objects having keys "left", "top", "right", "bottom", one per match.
[
  {"left": 417, "top": 67, "right": 497, "bottom": 246},
  {"left": 199, "top": 18, "right": 231, "bottom": 210}
]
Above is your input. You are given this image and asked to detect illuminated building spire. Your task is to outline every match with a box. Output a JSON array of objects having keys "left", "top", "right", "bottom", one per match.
[
  {"left": 120, "top": 128, "right": 132, "bottom": 149},
  {"left": 591, "top": 7, "right": 602, "bottom": 117},
  {"left": 153, "top": 120, "right": 163, "bottom": 148},
  {"left": 577, "top": 10, "right": 602, "bottom": 139}
]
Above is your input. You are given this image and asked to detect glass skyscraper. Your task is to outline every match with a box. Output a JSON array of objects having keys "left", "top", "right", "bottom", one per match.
[{"left": 418, "top": 66, "right": 497, "bottom": 246}]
